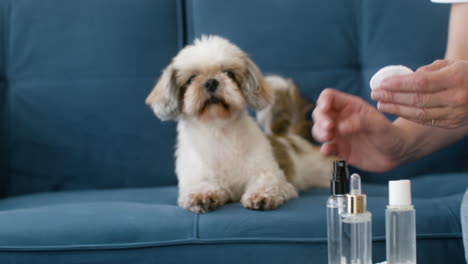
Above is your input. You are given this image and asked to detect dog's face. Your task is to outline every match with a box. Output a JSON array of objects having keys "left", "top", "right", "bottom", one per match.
[{"left": 146, "top": 36, "right": 272, "bottom": 122}]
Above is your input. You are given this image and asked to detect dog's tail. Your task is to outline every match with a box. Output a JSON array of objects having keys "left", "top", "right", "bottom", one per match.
[
  {"left": 256, "top": 75, "right": 333, "bottom": 191},
  {"left": 256, "top": 75, "right": 316, "bottom": 142}
]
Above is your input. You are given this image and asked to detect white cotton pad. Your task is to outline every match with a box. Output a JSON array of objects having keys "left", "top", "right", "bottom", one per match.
[{"left": 369, "top": 65, "right": 414, "bottom": 90}]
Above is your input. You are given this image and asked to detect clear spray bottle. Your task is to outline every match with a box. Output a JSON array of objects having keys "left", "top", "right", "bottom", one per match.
[
  {"left": 386, "top": 180, "right": 416, "bottom": 264},
  {"left": 341, "top": 173, "right": 372, "bottom": 264},
  {"left": 327, "top": 160, "right": 349, "bottom": 264}
]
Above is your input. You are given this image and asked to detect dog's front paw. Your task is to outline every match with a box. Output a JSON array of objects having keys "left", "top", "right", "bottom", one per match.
[
  {"left": 241, "top": 181, "right": 298, "bottom": 211},
  {"left": 179, "top": 189, "right": 227, "bottom": 213},
  {"left": 241, "top": 191, "right": 285, "bottom": 211}
]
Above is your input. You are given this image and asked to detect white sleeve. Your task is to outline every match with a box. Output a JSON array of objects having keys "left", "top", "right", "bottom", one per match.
[{"left": 432, "top": 0, "right": 468, "bottom": 3}]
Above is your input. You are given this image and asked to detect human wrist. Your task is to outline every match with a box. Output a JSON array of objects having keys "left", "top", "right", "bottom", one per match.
[{"left": 391, "top": 118, "right": 416, "bottom": 165}]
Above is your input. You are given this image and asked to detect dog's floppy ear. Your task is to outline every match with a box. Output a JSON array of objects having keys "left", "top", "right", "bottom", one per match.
[
  {"left": 242, "top": 56, "right": 272, "bottom": 110},
  {"left": 146, "top": 64, "right": 180, "bottom": 121}
]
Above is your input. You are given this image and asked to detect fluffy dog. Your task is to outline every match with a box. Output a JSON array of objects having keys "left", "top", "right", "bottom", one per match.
[{"left": 146, "top": 36, "right": 333, "bottom": 213}]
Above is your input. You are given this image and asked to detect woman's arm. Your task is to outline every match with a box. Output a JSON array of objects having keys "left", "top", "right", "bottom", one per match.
[
  {"left": 312, "top": 4, "right": 468, "bottom": 172},
  {"left": 446, "top": 3, "right": 468, "bottom": 60},
  {"left": 393, "top": 118, "right": 468, "bottom": 165},
  {"left": 389, "top": 3, "right": 468, "bottom": 163}
]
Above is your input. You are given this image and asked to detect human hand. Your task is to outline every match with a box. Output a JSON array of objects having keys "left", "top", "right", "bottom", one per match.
[
  {"left": 312, "top": 89, "right": 407, "bottom": 172},
  {"left": 371, "top": 60, "right": 468, "bottom": 129}
]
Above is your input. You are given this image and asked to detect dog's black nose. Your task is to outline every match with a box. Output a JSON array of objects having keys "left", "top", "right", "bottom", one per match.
[{"left": 204, "top": 79, "right": 219, "bottom": 93}]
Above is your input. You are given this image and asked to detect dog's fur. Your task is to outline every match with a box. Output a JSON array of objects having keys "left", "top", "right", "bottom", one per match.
[{"left": 146, "top": 36, "right": 333, "bottom": 213}]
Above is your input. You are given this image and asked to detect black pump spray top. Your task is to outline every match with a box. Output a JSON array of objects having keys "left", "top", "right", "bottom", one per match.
[{"left": 331, "top": 160, "right": 349, "bottom": 195}]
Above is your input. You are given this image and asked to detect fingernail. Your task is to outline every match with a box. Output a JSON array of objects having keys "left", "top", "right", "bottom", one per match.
[
  {"left": 371, "top": 91, "right": 383, "bottom": 101},
  {"left": 315, "top": 132, "right": 326, "bottom": 143},
  {"left": 319, "top": 102, "right": 330, "bottom": 112},
  {"left": 323, "top": 132, "right": 330, "bottom": 141},
  {"left": 322, "top": 119, "right": 332, "bottom": 130},
  {"left": 377, "top": 102, "right": 388, "bottom": 111},
  {"left": 380, "top": 79, "right": 391, "bottom": 89}
]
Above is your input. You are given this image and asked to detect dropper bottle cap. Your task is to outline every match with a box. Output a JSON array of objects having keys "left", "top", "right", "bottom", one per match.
[
  {"left": 330, "top": 160, "right": 349, "bottom": 195},
  {"left": 347, "top": 174, "right": 367, "bottom": 214}
]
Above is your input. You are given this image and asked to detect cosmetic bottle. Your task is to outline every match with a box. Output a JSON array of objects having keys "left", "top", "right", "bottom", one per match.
[
  {"left": 327, "top": 160, "right": 349, "bottom": 264},
  {"left": 341, "top": 173, "right": 372, "bottom": 264},
  {"left": 386, "top": 180, "right": 416, "bottom": 264}
]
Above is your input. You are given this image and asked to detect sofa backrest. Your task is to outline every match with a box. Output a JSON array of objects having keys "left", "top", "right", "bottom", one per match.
[
  {"left": 0, "top": 0, "right": 185, "bottom": 196},
  {"left": 0, "top": 0, "right": 466, "bottom": 196}
]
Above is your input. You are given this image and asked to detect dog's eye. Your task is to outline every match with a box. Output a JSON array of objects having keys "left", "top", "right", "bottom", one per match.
[
  {"left": 186, "top": 75, "right": 196, "bottom": 85},
  {"left": 225, "top": 71, "right": 236, "bottom": 80}
]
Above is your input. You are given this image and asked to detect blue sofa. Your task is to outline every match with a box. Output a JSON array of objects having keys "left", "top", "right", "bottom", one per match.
[{"left": 0, "top": 0, "right": 467, "bottom": 263}]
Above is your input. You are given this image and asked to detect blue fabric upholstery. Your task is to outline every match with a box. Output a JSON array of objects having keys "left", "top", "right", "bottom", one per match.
[
  {"left": 0, "top": 0, "right": 9, "bottom": 197},
  {"left": 3, "top": 0, "right": 182, "bottom": 196},
  {"left": 462, "top": 189, "right": 468, "bottom": 262},
  {"left": 0, "top": 174, "right": 466, "bottom": 263},
  {"left": 0, "top": 0, "right": 466, "bottom": 263}
]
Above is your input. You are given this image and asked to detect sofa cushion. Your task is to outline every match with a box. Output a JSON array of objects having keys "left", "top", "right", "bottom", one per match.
[
  {"left": 3, "top": 0, "right": 183, "bottom": 196},
  {"left": 185, "top": 0, "right": 468, "bottom": 183},
  {"left": 0, "top": 0, "right": 9, "bottom": 197},
  {"left": 0, "top": 174, "right": 466, "bottom": 263}
]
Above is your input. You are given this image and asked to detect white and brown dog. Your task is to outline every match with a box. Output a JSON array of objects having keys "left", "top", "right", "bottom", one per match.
[{"left": 146, "top": 35, "right": 332, "bottom": 213}]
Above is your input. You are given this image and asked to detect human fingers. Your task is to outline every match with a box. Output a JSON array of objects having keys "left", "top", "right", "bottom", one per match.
[
  {"left": 316, "top": 88, "right": 335, "bottom": 113},
  {"left": 312, "top": 100, "right": 332, "bottom": 126},
  {"left": 312, "top": 121, "right": 333, "bottom": 143},
  {"left": 321, "top": 141, "right": 348, "bottom": 160},
  {"left": 417, "top": 59, "right": 451, "bottom": 72},
  {"left": 378, "top": 69, "right": 450, "bottom": 93},
  {"left": 313, "top": 89, "right": 346, "bottom": 142},
  {"left": 371, "top": 89, "right": 450, "bottom": 108},
  {"left": 336, "top": 112, "right": 369, "bottom": 136},
  {"left": 377, "top": 102, "right": 450, "bottom": 125},
  {"left": 321, "top": 140, "right": 351, "bottom": 162},
  {"left": 320, "top": 142, "right": 337, "bottom": 157},
  {"left": 312, "top": 108, "right": 335, "bottom": 142},
  {"left": 314, "top": 88, "right": 363, "bottom": 142},
  {"left": 317, "top": 88, "right": 361, "bottom": 112}
]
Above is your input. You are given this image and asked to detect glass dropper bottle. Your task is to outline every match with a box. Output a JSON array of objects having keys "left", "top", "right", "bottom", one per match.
[{"left": 340, "top": 173, "right": 372, "bottom": 264}]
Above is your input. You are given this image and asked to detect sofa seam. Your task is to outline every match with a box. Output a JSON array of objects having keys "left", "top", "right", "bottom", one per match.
[
  {"left": 192, "top": 213, "right": 200, "bottom": 239},
  {"left": 7, "top": 76, "right": 158, "bottom": 83},
  {"left": 183, "top": 0, "right": 188, "bottom": 46},
  {"left": 1, "top": 0, "right": 9, "bottom": 79},
  {"left": 0, "top": 234, "right": 462, "bottom": 252},
  {"left": 184, "top": 0, "right": 194, "bottom": 44},
  {"left": 3, "top": 0, "right": 11, "bottom": 199},
  {"left": 176, "top": 0, "right": 186, "bottom": 49},
  {"left": 0, "top": 0, "right": 5, "bottom": 198},
  {"left": 356, "top": 0, "right": 363, "bottom": 66},
  {"left": 6, "top": 66, "right": 366, "bottom": 84},
  {"left": 441, "top": 200, "right": 463, "bottom": 233},
  {"left": 357, "top": 0, "right": 367, "bottom": 94}
]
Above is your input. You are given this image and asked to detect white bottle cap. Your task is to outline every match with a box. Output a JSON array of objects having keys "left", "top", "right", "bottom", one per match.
[{"left": 389, "top": 180, "right": 412, "bottom": 206}]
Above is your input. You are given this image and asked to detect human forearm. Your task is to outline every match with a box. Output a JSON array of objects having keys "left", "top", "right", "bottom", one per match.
[
  {"left": 393, "top": 117, "right": 468, "bottom": 164},
  {"left": 390, "top": 3, "right": 468, "bottom": 160},
  {"left": 445, "top": 3, "right": 468, "bottom": 60}
]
